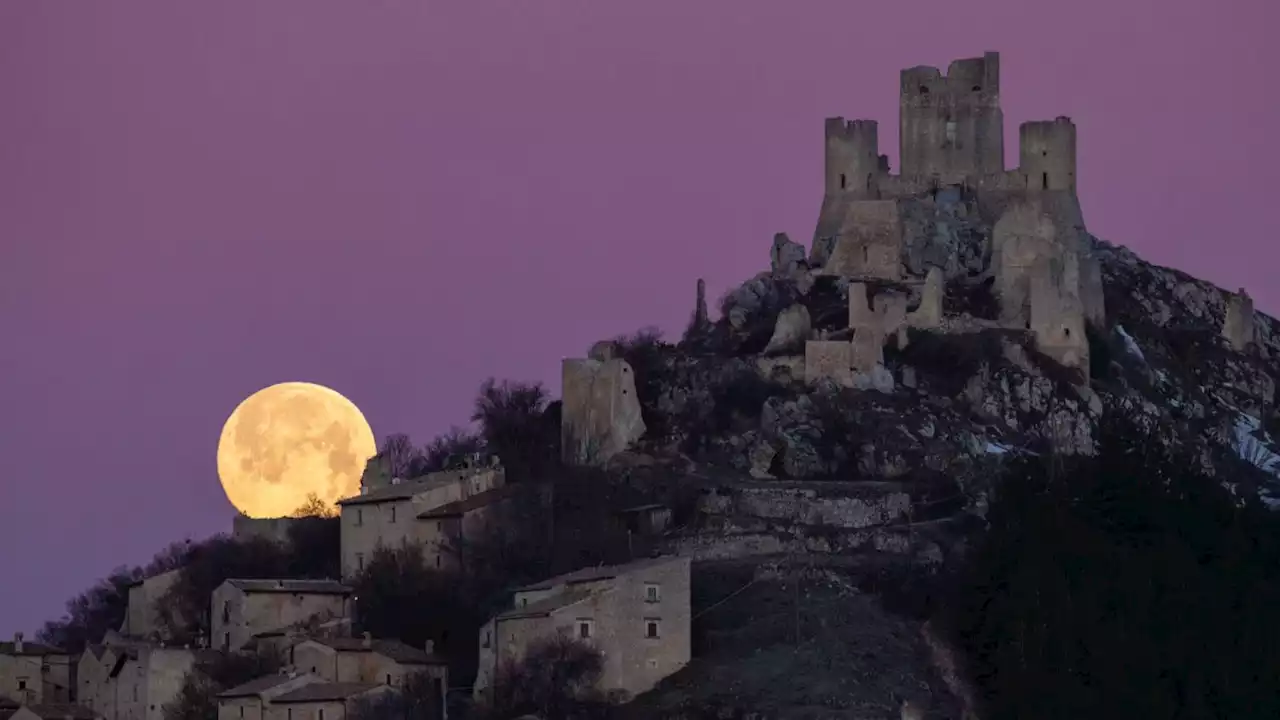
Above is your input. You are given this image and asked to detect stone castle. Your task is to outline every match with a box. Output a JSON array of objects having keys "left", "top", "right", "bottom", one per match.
[{"left": 812, "top": 51, "right": 1104, "bottom": 371}]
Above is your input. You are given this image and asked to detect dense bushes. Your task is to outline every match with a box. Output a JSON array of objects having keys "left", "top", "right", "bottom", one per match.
[{"left": 940, "top": 415, "right": 1280, "bottom": 719}]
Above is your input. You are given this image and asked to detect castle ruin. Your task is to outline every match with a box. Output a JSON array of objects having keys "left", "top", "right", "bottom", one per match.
[{"left": 811, "top": 51, "right": 1103, "bottom": 374}]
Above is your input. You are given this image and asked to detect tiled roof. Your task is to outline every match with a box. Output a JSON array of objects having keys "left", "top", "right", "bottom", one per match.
[
  {"left": 416, "top": 484, "right": 523, "bottom": 519},
  {"left": 21, "top": 705, "right": 98, "bottom": 720},
  {"left": 338, "top": 468, "right": 491, "bottom": 507},
  {"left": 271, "top": 683, "right": 378, "bottom": 704},
  {"left": 301, "top": 637, "right": 444, "bottom": 665},
  {"left": 0, "top": 640, "right": 66, "bottom": 657},
  {"left": 497, "top": 588, "right": 595, "bottom": 620},
  {"left": 217, "top": 675, "right": 300, "bottom": 699},
  {"left": 515, "top": 555, "right": 682, "bottom": 592},
  {"left": 225, "top": 579, "right": 351, "bottom": 595}
]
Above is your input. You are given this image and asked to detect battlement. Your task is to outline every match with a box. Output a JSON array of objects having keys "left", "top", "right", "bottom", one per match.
[{"left": 900, "top": 52, "right": 1000, "bottom": 104}]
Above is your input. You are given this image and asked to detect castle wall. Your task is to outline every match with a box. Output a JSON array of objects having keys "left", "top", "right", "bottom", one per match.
[
  {"left": 822, "top": 200, "right": 904, "bottom": 279},
  {"left": 1029, "top": 254, "right": 1089, "bottom": 370},
  {"left": 992, "top": 202, "right": 1059, "bottom": 328}
]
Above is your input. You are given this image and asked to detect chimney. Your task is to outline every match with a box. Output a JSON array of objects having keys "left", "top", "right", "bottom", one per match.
[
  {"left": 424, "top": 640, "right": 434, "bottom": 656},
  {"left": 13, "top": 632, "right": 23, "bottom": 653},
  {"left": 362, "top": 631, "right": 372, "bottom": 648}
]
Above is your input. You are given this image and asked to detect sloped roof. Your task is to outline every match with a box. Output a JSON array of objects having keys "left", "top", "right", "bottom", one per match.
[
  {"left": 497, "top": 588, "right": 595, "bottom": 620},
  {"left": 515, "top": 555, "right": 682, "bottom": 592},
  {"left": 416, "top": 484, "right": 522, "bottom": 519},
  {"left": 271, "top": 683, "right": 378, "bottom": 704},
  {"left": 19, "top": 705, "right": 98, "bottom": 720},
  {"left": 217, "top": 675, "right": 301, "bottom": 699},
  {"left": 0, "top": 640, "right": 66, "bottom": 657},
  {"left": 224, "top": 579, "right": 351, "bottom": 595},
  {"left": 338, "top": 468, "right": 490, "bottom": 507},
  {"left": 300, "top": 637, "right": 444, "bottom": 665}
]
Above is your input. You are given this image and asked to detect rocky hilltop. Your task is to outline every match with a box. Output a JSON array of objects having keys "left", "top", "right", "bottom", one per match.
[{"left": 549, "top": 53, "right": 1280, "bottom": 718}]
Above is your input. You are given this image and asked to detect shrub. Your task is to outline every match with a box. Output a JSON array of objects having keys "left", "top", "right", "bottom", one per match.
[
  {"left": 163, "top": 650, "right": 281, "bottom": 720},
  {"left": 480, "top": 635, "right": 609, "bottom": 720},
  {"left": 472, "top": 378, "right": 559, "bottom": 482}
]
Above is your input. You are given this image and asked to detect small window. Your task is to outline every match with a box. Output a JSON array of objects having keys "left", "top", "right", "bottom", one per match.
[
  {"left": 356, "top": 552, "right": 365, "bottom": 570},
  {"left": 972, "top": 85, "right": 981, "bottom": 92},
  {"left": 839, "top": 173, "right": 847, "bottom": 190},
  {"left": 385, "top": 674, "right": 391, "bottom": 686},
  {"left": 355, "top": 508, "right": 363, "bottom": 526},
  {"left": 390, "top": 506, "right": 396, "bottom": 523},
  {"left": 918, "top": 85, "right": 929, "bottom": 95},
  {"left": 644, "top": 584, "right": 661, "bottom": 603},
  {"left": 578, "top": 621, "right": 593, "bottom": 640},
  {"left": 647, "top": 658, "right": 659, "bottom": 669},
  {"left": 287, "top": 710, "right": 292, "bottom": 720},
  {"left": 133, "top": 685, "right": 138, "bottom": 701},
  {"left": 1042, "top": 172, "right": 1049, "bottom": 190},
  {"left": 483, "top": 631, "right": 491, "bottom": 649},
  {"left": 318, "top": 711, "right": 324, "bottom": 720},
  {"left": 239, "top": 708, "right": 244, "bottom": 719},
  {"left": 289, "top": 646, "right": 295, "bottom": 664},
  {"left": 645, "top": 620, "right": 660, "bottom": 639},
  {"left": 16, "top": 680, "right": 25, "bottom": 691},
  {"left": 521, "top": 597, "right": 529, "bottom": 608},
  {"left": 224, "top": 632, "right": 231, "bottom": 650}
]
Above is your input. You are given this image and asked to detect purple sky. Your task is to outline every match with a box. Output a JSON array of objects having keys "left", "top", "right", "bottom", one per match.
[{"left": 1, "top": 0, "right": 1276, "bottom": 638}]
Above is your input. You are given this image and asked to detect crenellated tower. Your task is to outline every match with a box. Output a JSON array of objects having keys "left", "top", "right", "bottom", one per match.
[
  {"left": 823, "top": 118, "right": 884, "bottom": 198},
  {"left": 1019, "top": 117, "right": 1077, "bottom": 192},
  {"left": 899, "top": 52, "right": 1004, "bottom": 181}
]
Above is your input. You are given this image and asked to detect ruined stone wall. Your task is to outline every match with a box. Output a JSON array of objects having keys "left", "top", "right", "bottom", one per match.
[
  {"left": 561, "top": 357, "right": 645, "bottom": 466},
  {"left": 899, "top": 53, "right": 1004, "bottom": 180},
  {"left": 823, "top": 200, "right": 904, "bottom": 279},
  {"left": 824, "top": 118, "right": 882, "bottom": 198}
]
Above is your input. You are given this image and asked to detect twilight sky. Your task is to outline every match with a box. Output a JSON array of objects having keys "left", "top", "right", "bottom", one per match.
[{"left": 1, "top": 0, "right": 1276, "bottom": 637}]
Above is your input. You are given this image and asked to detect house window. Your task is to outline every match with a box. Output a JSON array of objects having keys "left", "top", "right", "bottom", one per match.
[
  {"left": 239, "top": 708, "right": 244, "bottom": 719},
  {"left": 520, "top": 598, "right": 528, "bottom": 608},
  {"left": 222, "top": 601, "right": 230, "bottom": 623},
  {"left": 385, "top": 674, "right": 391, "bottom": 686},
  {"left": 355, "top": 509, "right": 363, "bottom": 526},
  {"left": 289, "top": 647, "right": 295, "bottom": 664},
  {"left": 644, "top": 583, "right": 661, "bottom": 603},
  {"left": 839, "top": 173, "right": 846, "bottom": 190},
  {"left": 390, "top": 506, "right": 396, "bottom": 523},
  {"left": 645, "top": 620, "right": 661, "bottom": 639},
  {"left": 577, "top": 620, "right": 593, "bottom": 640},
  {"left": 318, "top": 710, "right": 324, "bottom": 720},
  {"left": 223, "top": 632, "right": 231, "bottom": 650},
  {"left": 945, "top": 120, "right": 957, "bottom": 144},
  {"left": 133, "top": 685, "right": 139, "bottom": 701},
  {"left": 356, "top": 552, "right": 365, "bottom": 570},
  {"left": 287, "top": 710, "right": 293, "bottom": 720},
  {"left": 16, "top": 680, "right": 25, "bottom": 691}
]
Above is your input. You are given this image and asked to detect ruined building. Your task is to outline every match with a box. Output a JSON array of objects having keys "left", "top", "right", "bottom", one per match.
[{"left": 812, "top": 51, "right": 1103, "bottom": 373}]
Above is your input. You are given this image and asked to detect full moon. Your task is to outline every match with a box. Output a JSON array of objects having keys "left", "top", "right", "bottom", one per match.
[{"left": 216, "top": 382, "right": 377, "bottom": 518}]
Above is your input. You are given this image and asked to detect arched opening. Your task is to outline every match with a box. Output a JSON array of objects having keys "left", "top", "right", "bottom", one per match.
[{"left": 840, "top": 173, "right": 847, "bottom": 189}]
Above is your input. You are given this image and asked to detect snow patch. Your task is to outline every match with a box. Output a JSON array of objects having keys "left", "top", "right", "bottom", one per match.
[
  {"left": 984, "top": 442, "right": 1010, "bottom": 455},
  {"left": 1116, "top": 325, "right": 1146, "bottom": 363}
]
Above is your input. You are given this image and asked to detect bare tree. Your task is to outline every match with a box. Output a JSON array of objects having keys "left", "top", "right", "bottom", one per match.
[
  {"left": 481, "top": 635, "right": 608, "bottom": 720},
  {"left": 379, "top": 433, "right": 426, "bottom": 480},
  {"left": 290, "top": 492, "right": 337, "bottom": 518}
]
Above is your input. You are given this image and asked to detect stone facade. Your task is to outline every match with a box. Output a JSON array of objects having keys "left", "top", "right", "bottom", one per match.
[
  {"left": 561, "top": 355, "right": 646, "bottom": 466},
  {"left": 210, "top": 580, "right": 352, "bottom": 653},
  {"left": 76, "top": 640, "right": 206, "bottom": 720},
  {"left": 285, "top": 636, "right": 446, "bottom": 692},
  {"left": 216, "top": 675, "right": 392, "bottom": 720},
  {"left": 0, "top": 635, "right": 73, "bottom": 705},
  {"left": 119, "top": 570, "right": 183, "bottom": 643},
  {"left": 473, "top": 556, "right": 692, "bottom": 703},
  {"left": 336, "top": 463, "right": 507, "bottom": 579},
  {"left": 231, "top": 516, "right": 302, "bottom": 546}
]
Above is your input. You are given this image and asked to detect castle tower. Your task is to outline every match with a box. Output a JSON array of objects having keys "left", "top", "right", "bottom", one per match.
[
  {"left": 1019, "top": 117, "right": 1077, "bottom": 192},
  {"left": 899, "top": 52, "right": 1004, "bottom": 181},
  {"left": 824, "top": 118, "right": 882, "bottom": 197}
]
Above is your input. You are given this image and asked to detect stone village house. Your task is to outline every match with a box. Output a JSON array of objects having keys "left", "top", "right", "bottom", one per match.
[
  {"left": 336, "top": 462, "right": 512, "bottom": 578},
  {"left": 3, "top": 704, "right": 98, "bottom": 720},
  {"left": 473, "top": 555, "right": 692, "bottom": 702},
  {"left": 211, "top": 580, "right": 353, "bottom": 653},
  {"left": 0, "top": 634, "right": 74, "bottom": 705},
  {"left": 285, "top": 635, "right": 447, "bottom": 698},
  {"left": 76, "top": 633, "right": 215, "bottom": 720},
  {"left": 216, "top": 673, "right": 394, "bottom": 720}
]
